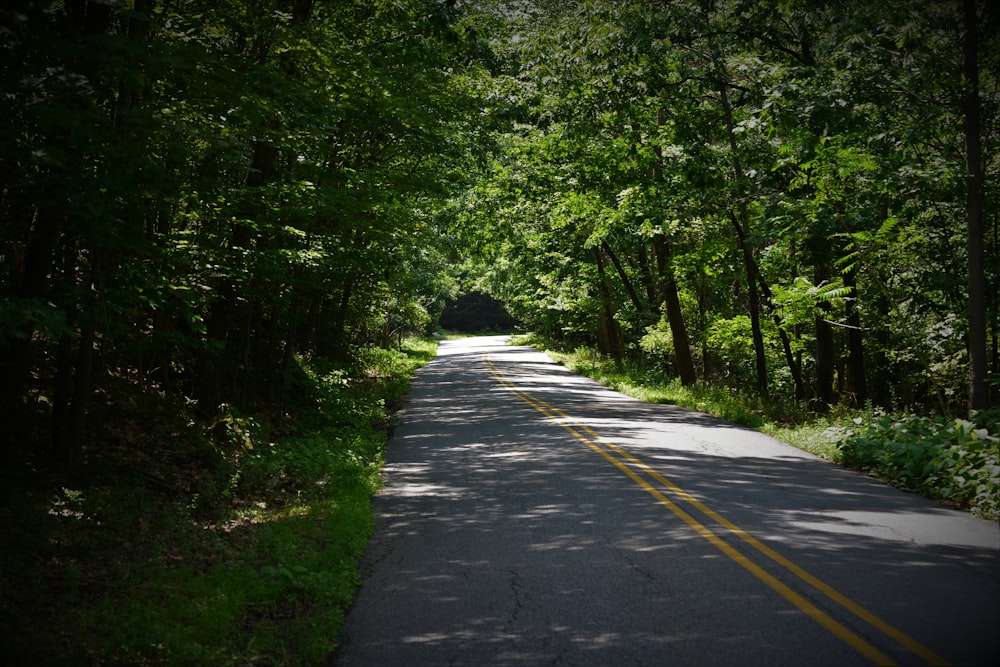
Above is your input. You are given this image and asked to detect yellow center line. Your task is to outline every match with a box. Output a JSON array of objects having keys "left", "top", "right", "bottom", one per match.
[
  {"left": 517, "top": 390, "right": 949, "bottom": 666},
  {"left": 483, "top": 354, "right": 950, "bottom": 667}
]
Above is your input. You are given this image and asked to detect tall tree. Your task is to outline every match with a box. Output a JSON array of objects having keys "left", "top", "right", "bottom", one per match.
[{"left": 963, "top": 0, "right": 990, "bottom": 411}]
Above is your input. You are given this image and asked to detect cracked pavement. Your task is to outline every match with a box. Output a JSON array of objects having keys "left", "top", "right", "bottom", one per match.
[{"left": 331, "top": 336, "right": 999, "bottom": 666}]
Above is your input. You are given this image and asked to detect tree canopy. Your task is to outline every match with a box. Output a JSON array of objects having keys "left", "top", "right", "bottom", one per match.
[
  {"left": 2, "top": 0, "right": 480, "bottom": 466},
  {"left": 1, "top": 0, "right": 997, "bottom": 471},
  {"left": 456, "top": 0, "right": 998, "bottom": 413}
]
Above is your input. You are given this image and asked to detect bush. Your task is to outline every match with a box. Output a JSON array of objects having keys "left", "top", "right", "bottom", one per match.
[
  {"left": 0, "top": 337, "right": 438, "bottom": 666},
  {"left": 838, "top": 411, "right": 1000, "bottom": 519}
]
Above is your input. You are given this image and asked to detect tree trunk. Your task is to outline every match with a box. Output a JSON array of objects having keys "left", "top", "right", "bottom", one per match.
[
  {"left": 63, "top": 318, "right": 96, "bottom": 470},
  {"left": 52, "top": 249, "right": 100, "bottom": 471},
  {"left": 328, "top": 278, "right": 355, "bottom": 361},
  {"left": 0, "top": 206, "right": 59, "bottom": 455},
  {"left": 963, "top": 0, "right": 990, "bottom": 410},
  {"left": 51, "top": 334, "right": 76, "bottom": 465},
  {"left": 764, "top": 282, "right": 808, "bottom": 400},
  {"left": 602, "top": 241, "right": 648, "bottom": 323},
  {"left": 653, "top": 236, "right": 697, "bottom": 386},
  {"left": 594, "top": 247, "right": 625, "bottom": 360},
  {"left": 814, "top": 314, "right": 836, "bottom": 406},
  {"left": 637, "top": 241, "right": 657, "bottom": 306},
  {"left": 870, "top": 297, "right": 894, "bottom": 409},
  {"left": 718, "top": 85, "right": 768, "bottom": 394},
  {"left": 728, "top": 212, "right": 808, "bottom": 399},
  {"left": 734, "top": 214, "right": 769, "bottom": 394},
  {"left": 648, "top": 107, "right": 695, "bottom": 385},
  {"left": 699, "top": 283, "right": 713, "bottom": 381}
]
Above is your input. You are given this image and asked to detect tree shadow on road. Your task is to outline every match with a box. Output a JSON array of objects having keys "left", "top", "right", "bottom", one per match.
[{"left": 334, "top": 338, "right": 1000, "bottom": 667}]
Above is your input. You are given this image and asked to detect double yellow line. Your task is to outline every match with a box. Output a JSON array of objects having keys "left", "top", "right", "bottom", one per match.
[{"left": 483, "top": 353, "right": 950, "bottom": 667}]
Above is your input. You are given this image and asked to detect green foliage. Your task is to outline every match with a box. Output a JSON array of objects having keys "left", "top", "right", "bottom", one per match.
[
  {"left": 770, "top": 277, "right": 852, "bottom": 330},
  {"left": 639, "top": 317, "right": 674, "bottom": 360},
  {"left": 0, "top": 298, "right": 73, "bottom": 344},
  {"left": 705, "top": 316, "right": 758, "bottom": 377},
  {"left": 1, "top": 0, "right": 481, "bottom": 460},
  {"left": 838, "top": 411, "right": 1000, "bottom": 519},
  {"left": 526, "top": 334, "right": 768, "bottom": 429},
  {"left": 0, "top": 338, "right": 437, "bottom": 665},
  {"left": 459, "top": 0, "right": 997, "bottom": 416}
]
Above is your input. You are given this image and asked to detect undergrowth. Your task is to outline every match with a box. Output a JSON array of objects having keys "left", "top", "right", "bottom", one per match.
[
  {"left": 837, "top": 410, "right": 1000, "bottom": 520},
  {"left": 516, "top": 334, "right": 999, "bottom": 520},
  {"left": 0, "top": 337, "right": 437, "bottom": 665}
]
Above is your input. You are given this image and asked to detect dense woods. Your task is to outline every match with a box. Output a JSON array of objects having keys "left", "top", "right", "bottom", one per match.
[
  {"left": 460, "top": 0, "right": 998, "bottom": 415},
  {"left": 1, "top": 0, "right": 478, "bottom": 469},
  {"left": 1, "top": 0, "right": 997, "bottom": 663},
  {"left": 2, "top": 0, "right": 997, "bottom": 467}
]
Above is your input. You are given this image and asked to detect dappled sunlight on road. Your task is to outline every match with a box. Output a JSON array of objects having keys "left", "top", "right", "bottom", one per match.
[{"left": 336, "top": 335, "right": 1000, "bottom": 667}]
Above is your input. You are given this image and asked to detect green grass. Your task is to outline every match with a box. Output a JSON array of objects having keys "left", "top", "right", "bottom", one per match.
[
  {"left": 515, "top": 334, "right": 998, "bottom": 519},
  {"left": 759, "top": 419, "right": 847, "bottom": 462},
  {"left": 0, "top": 336, "right": 438, "bottom": 666}
]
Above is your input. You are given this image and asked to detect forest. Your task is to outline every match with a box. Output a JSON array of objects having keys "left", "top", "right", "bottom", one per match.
[{"left": 1, "top": 0, "right": 997, "bottom": 663}]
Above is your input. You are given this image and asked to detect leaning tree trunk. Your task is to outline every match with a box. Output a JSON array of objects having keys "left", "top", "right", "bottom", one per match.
[
  {"left": 602, "top": 241, "right": 650, "bottom": 326},
  {"left": 653, "top": 236, "right": 697, "bottom": 386},
  {"left": 727, "top": 212, "right": 808, "bottom": 400}
]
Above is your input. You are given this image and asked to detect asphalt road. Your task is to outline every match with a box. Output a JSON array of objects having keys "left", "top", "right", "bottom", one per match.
[{"left": 332, "top": 336, "right": 1000, "bottom": 667}]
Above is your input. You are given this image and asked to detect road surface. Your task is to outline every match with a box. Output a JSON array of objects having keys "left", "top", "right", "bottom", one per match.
[{"left": 333, "top": 336, "right": 999, "bottom": 666}]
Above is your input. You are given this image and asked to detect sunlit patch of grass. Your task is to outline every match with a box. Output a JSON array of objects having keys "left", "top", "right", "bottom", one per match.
[
  {"left": 760, "top": 420, "right": 845, "bottom": 462},
  {"left": 441, "top": 330, "right": 513, "bottom": 340},
  {"left": 536, "top": 341, "right": 768, "bottom": 429}
]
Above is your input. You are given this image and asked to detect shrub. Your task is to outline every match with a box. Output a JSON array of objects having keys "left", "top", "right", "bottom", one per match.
[
  {"left": 0, "top": 337, "right": 437, "bottom": 665},
  {"left": 838, "top": 412, "right": 1000, "bottom": 519}
]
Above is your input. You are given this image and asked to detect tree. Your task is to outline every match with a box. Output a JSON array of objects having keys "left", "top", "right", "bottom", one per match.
[
  {"left": 458, "top": 0, "right": 996, "bottom": 411},
  {"left": 963, "top": 0, "right": 990, "bottom": 411},
  {"left": 0, "top": 0, "right": 485, "bottom": 468}
]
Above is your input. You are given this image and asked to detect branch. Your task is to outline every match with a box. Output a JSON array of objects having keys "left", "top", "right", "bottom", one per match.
[{"left": 820, "top": 318, "right": 869, "bottom": 331}]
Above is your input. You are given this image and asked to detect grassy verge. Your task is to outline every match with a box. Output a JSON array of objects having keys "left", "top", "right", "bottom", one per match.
[
  {"left": 516, "top": 334, "right": 998, "bottom": 520},
  {"left": 0, "top": 337, "right": 437, "bottom": 666}
]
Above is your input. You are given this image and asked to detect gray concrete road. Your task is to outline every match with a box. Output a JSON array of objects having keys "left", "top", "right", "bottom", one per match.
[{"left": 332, "top": 336, "right": 999, "bottom": 666}]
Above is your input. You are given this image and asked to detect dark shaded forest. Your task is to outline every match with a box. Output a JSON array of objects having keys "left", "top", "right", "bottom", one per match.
[{"left": 1, "top": 0, "right": 478, "bottom": 471}]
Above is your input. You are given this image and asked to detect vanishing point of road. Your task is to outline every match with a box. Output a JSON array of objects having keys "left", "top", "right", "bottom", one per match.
[{"left": 333, "top": 336, "right": 999, "bottom": 666}]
